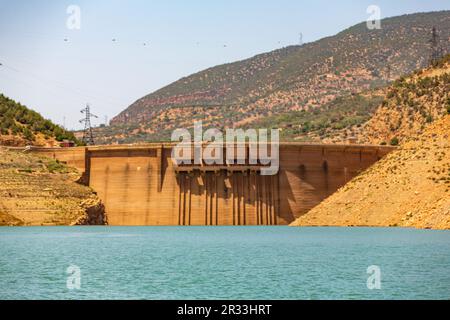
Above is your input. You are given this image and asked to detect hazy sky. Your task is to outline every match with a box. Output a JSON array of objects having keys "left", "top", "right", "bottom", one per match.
[{"left": 0, "top": 0, "right": 449, "bottom": 130}]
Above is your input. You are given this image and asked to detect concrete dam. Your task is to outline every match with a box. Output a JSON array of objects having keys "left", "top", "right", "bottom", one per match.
[{"left": 31, "top": 143, "right": 394, "bottom": 226}]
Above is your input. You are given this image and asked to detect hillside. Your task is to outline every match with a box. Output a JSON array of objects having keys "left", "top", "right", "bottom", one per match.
[
  {"left": 354, "top": 54, "right": 450, "bottom": 145},
  {"left": 290, "top": 115, "right": 450, "bottom": 229},
  {"left": 95, "top": 11, "right": 450, "bottom": 144},
  {"left": 0, "top": 148, "right": 106, "bottom": 226},
  {"left": 248, "top": 55, "right": 450, "bottom": 144},
  {"left": 291, "top": 57, "right": 450, "bottom": 229},
  {"left": 241, "top": 89, "right": 385, "bottom": 142},
  {"left": 0, "top": 94, "right": 79, "bottom": 147}
]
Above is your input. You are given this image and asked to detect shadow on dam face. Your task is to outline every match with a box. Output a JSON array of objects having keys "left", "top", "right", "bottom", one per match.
[{"left": 29, "top": 143, "right": 394, "bottom": 226}]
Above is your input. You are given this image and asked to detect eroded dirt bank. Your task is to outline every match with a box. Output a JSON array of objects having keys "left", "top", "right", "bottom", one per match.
[
  {"left": 0, "top": 148, "right": 106, "bottom": 226},
  {"left": 291, "top": 116, "right": 450, "bottom": 230}
]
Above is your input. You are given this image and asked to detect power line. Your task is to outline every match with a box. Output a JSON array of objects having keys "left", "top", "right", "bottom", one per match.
[
  {"left": 0, "top": 56, "right": 126, "bottom": 106},
  {"left": 0, "top": 59, "right": 122, "bottom": 130}
]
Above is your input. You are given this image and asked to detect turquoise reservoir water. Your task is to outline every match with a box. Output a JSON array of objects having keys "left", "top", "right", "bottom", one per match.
[{"left": 0, "top": 227, "right": 449, "bottom": 300}]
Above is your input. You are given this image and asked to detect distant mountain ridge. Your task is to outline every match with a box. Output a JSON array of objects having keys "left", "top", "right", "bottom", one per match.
[{"left": 100, "top": 11, "right": 450, "bottom": 144}]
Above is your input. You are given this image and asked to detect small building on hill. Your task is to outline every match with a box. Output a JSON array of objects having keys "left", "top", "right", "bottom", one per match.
[{"left": 60, "top": 140, "right": 75, "bottom": 148}]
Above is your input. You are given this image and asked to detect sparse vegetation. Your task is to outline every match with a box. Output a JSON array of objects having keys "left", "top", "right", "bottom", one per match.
[
  {"left": 46, "top": 159, "right": 69, "bottom": 174},
  {"left": 241, "top": 93, "right": 384, "bottom": 141},
  {"left": 390, "top": 137, "right": 399, "bottom": 146},
  {"left": 360, "top": 54, "right": 450, "bottom": 145}
]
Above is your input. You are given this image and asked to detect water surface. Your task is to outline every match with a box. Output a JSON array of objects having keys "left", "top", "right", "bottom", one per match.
[{"left": 0, "top": 227, "right": 449, "bottom": 299}]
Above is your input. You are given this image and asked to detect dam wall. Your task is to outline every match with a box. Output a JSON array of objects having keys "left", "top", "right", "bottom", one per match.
[
  {"left": 31, "top": 147, "right": 86, "bottom": 172},
  {"left": 31, "top": 143, "right": 394, "bottom": 225}
]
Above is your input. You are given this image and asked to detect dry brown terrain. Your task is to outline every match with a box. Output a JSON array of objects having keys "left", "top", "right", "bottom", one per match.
[
  {"left": 291, "top": 116, "right": 450, "bottom": 229},
  {"left": 0, "top": 148, "right": 106, "bottom": 226},
  {"left": 356, "top": 59, "right": 450, "bottom": 145},
  {"left": 0, "top": 132, "right": 63, "bottom": 147}
]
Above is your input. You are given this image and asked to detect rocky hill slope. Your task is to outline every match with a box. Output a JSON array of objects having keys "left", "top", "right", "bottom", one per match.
[
  {"left": 242, "top": 89, "right": 385, "bottom": 142},
  {"left": 291, "top": 57, "right": 450, "bottom": 229},
  {"left": 254, "top": 54, "right": 450, "bottom": 144},
  {"left": 0, "top": 148, "right": 106, "bottom": 226},
  {"left": 96, "top": 11, "right": 450, "bottom": 144},
  {"left": 290, "top": 115, "right": 450, "bottom": 230},
  {"left": 354, "top": 55, "right": 450, "bottom": 145},
  {"left": 0, "top": 94, "right": 79, "bottom": 147}
]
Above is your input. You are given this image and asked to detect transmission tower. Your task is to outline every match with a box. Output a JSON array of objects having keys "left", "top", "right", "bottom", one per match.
[
  {"left": 79, "top": 104, "right": 98, "bottom": 145},
  {"left": 429, "top": 27, "right": 443, "bottom": 65}
]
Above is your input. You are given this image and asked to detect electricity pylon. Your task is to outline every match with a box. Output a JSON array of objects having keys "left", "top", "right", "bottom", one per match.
[{"left": 79, "top": 104, "right": 98, "bottom": 145}]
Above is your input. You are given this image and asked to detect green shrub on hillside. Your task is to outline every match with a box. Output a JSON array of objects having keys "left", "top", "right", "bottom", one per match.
[
  {"left": 0, "top": 94, "right": 80, "bottom": 144},
  {"left": 22, "top": 127, "right": 35, "bottom": 141},
  {"left": 46, "top": 159, "right": 69, "bottom": 173},
  {"left": 390, "top": 137, "right": 399, "bottom": 146}
]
